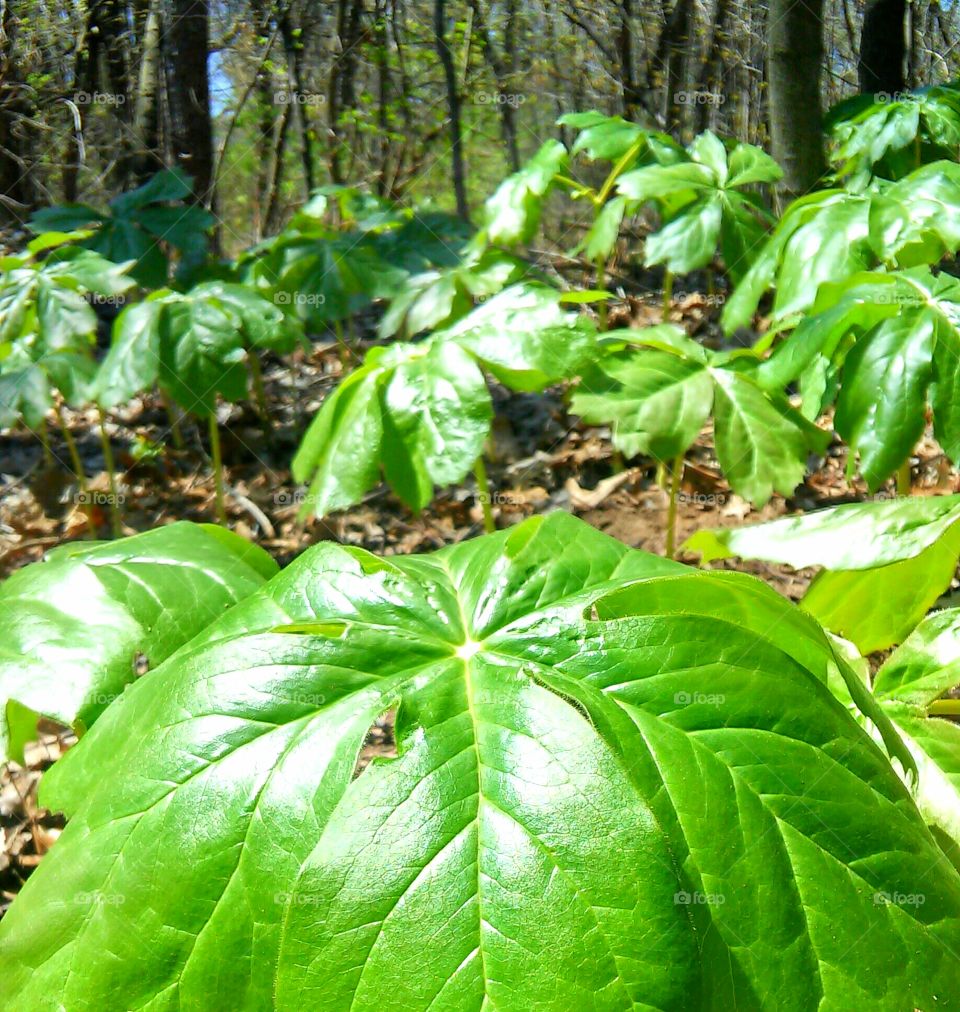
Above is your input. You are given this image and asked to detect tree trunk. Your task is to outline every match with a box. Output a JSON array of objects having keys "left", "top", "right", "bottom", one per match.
[
  {"left": 127, "top": 0, "right": 163, "bottom": 185},
  {"left": 434, "top": 0, "right": 469, "bottom": 221},
  {"left": 469, "top": 0, "right": 520, "bottom": 171},
  {"left": 767, "top": 0, "right": 825, "bottom": 200},
  {"left": 0, "top": 0, "right": 33, "bottom": 224},
  {"left": 859, "top": 0, "right": 907, "bottom": 96},
  {"left": 165, "top": 0, "right": 214, "bottom": 209}
]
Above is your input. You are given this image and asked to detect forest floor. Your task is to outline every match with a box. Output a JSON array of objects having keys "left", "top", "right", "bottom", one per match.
[{"left": 2, "top": 296, "right": 957, "bottom": 916}]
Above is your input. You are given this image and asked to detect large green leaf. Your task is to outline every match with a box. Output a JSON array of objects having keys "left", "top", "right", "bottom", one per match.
[
  {"left": 618, "top": 132, "right": 779, "bottom": 280},
  {"left": 483, "top": 140, "right": 567, "bottom": 246},
  {"left": 442, "top": 283, "right": 596, "bottom": 391},
  {"left": 685, "top": 495, "right": 960, "bottom": 653},
  {"left": 761, "top": 267, "right": 960, "bottom": 488},
  {"left": 0, "top": 523, "right": 277, "bottom": 761},
  {"left": 96, "top": 283, "right": 300, "bottom": 415},
  {"left": 572, "top": 325, "right": 827, "bottom": 505},
  {"left": 30, "top": 170, "right": 214, "bottom": 287},
  {"left": 722, "top": 190, "right": 874, "bottom": 331},
  {"left": 836, "top": 608, "right": 960, "bottom": 854},
  {"left": 292, "top": 339, "right": 492, "bottom": 517},
  {"left": 828, "top": 85, "right": 960, "bottom": 184},
  {"left": 1, "top": 512, "right": 957, "bottom": 1008}
]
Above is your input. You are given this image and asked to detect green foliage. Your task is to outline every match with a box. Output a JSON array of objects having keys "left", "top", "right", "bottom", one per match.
[
  {"left": 293, "top": 284, "right": 595, "bottom": 517},
  {"left": 2, "top": 513, "right": 958, "bottom": 1007},
  {"left": 377, "top": 248, "right": 528, "bottom": 339},
  {"left": 96, "top": 281, "right": 303, "bottom": 416},
  {"left": 242, "top": 188, "right": 470, "bottom": 328},
  {"left": 722, "top": 162, "right": 960, "bottom": 331},
  {"left": 685, "top": 494, "right": 960, "bottom": 653},
  {"left": 618, "top": 131, "right": 781, "bottom": 280},
  {"left": 759, "top": 267, "right": 960, "bottom": 489},
  {"left": 0, "top": 522, "right": 276, "bottom": 761},
  {"left": 28, "top": 170, "right": 215, "bottom": 287},
  {"left": 481, "top": 139, "right": 567, "bottom": 247},
  {"left": 572, "top": 324, "right": 828, "bottom": 505},
  {"left": 0, "top": 244, "right": 134, "bottom": 427},
  {"left": 827, "top": 84, "right": 960, "bottom": 185}
]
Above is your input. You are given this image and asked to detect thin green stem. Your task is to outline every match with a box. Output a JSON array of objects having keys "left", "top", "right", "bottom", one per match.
[
  {"left": 248, "top": 352, "right": 272, "bottom": 433},
  {"left": 334, "top": 318, "right": 349, "bottom": 365},
  {"left": 58, "top": 405, "right": 96, "bottom": 538},
  {"left": 930, "top": 699, "right": 960, "bottom": 716},
  {"left": 38, "top": 417, "right": 53, "bottom": 467},
  {"left": 474, "top": 455, "right": 495, "bottom": 534},
  {"left": 595, "top": 256, "right": 608, "bottom": 330},
  {"left": 97, "top": 406, "right": 122, "bottom": 538},
  {"left": 663, "top": 269, "right": 674, "bottom": 320},
  {"left": 897, "top": 459, "right": 912, "bottom": 497},
  {"left": 208, "top": 411, "right": 228, "bottom": 525},
  {"left": 596, "top": 136, "right": 646, "bottom": 206},
  {"left": 161, "top": 389, "right": 184, "bottom": 450},
  {"left": 665, "top": 455, "right": 684, "bottom": 559}
]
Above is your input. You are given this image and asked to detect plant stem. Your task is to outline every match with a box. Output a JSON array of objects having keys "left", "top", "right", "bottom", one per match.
[
  {"left": 595, "top": 256, "right": 608, "bottom": 329},
  {"left": 97, "top": 406, "right": 122, "bottom": 538},
  {"left": 161, "top": 389, "right": 184, "bottom": 450},
  {"left": 58, "top": 405, "right": 96, "bottom": 538},
  {"left": 248, "top": 352, "right": 272, "bottom": 433},
  {"left": 208, "top": 411, "right": 228, "bottom": 525},
  {"left": 38, "top": 417, "right": 53, "bottom": 467},
  {"left": 897, "top": 459, "right": 912, "bottom": 497},
  {"left": 663, "top": 269, "right": 674, "bottom": 320},
  {"left": 656, "top": 460, "right": 667, "bottom": 489},
  {"left": 665, "top": 455, "right": 684, "bottom": 559},
  {"left": 930, "top": 699, "right": 960, "bottom": 717},
  {"left": 474, "top": 455, "right": 495, "bottom": 534},
  {"left": 596, "top": 136, "right": 646, "bottom": 206},
  {"left": 334, "top": 318, "right": 349, "bottom": 366}
]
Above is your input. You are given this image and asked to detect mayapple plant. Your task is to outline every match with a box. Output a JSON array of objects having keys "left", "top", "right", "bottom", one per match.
[{"left": 1, "top": 512, "right": 959, "bottom": 1008}]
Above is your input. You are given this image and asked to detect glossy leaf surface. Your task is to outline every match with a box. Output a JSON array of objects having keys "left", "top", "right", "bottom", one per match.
[{"left": 2, "top": 513, "right": 958, "bottom": 1009}]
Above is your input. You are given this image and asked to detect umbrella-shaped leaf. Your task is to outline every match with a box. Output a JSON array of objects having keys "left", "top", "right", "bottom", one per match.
[
  {"left": 0, "top": 522, "right": 277, "bottom": 761},
  {"left": 1, "top": 514, "right": 958, "bottom": 1007}
]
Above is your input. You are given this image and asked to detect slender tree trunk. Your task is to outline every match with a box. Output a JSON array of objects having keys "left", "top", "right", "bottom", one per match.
[
  {"left": 469, "top": 0, "right": 520, "bottom": 171},
  {"left": 434, "top": 0, "right": 469, "bottom": 221},
  {"left": 128, "top": 0, "right": 163, "bottom": 185},
  {"left": 767, "top": 0, "right": 825, "bottom": 200},
  {"left": 859, "top": 0, "right": 907, "bottom": 95},
  {"left": 165, "top": 0, "right": 215, "bottom": 217},
  {"left": 281, "top": 6, "right": 315, "bottom": 194},
  {"left": 0, "top": 0, "right": 32, "bottom": 224}
]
